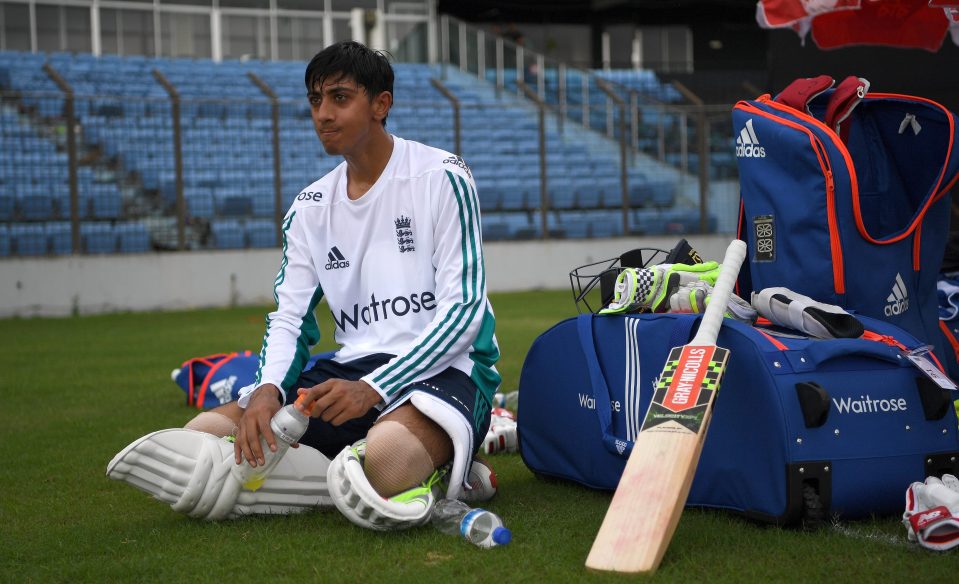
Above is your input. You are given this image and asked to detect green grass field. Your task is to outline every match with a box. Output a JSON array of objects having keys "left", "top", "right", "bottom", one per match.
[{"left": 2, "top": 289, "right": 958, "bottom": 582}]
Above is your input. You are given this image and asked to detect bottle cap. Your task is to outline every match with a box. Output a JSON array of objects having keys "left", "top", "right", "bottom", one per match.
[
  {"left": 491, "top": 526, "right": 512, "bottom": 545},
  {"left": 294, "top": 394, "right": 313, "bottom": 414}
]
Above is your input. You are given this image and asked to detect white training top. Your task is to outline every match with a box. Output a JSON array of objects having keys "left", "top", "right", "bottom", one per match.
[{"left": 238, "top": 136, "right": 501, "bottom": 409}]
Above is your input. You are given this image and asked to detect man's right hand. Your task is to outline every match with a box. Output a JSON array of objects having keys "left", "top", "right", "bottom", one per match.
[{"left": 234, "top": 384, "right": 283, "bottom": 467}]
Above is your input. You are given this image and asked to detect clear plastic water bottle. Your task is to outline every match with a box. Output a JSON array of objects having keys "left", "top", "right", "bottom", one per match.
[
  {"left": 232, "top": 397, "right": 310, "bottom": 491},
  {"left": 431, "top": 498, "right": 512, "bottom": 548},
  {"left": 493, "top": 390, "right": 519, "bottom": 411}
]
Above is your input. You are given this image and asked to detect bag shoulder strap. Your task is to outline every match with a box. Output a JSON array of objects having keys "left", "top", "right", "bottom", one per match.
[{"left": 576, "top": 314, "right": 696, "bottom": 459}]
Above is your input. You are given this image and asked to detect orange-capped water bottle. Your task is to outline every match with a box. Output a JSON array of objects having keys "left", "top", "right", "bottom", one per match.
[{"left": 231, "top": 395, "right": 310, "bottom": 490}]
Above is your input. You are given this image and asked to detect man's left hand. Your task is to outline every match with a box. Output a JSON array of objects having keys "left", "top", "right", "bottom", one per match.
[{"left": 295, "top": 379, "right": 382, "bottom": 426}]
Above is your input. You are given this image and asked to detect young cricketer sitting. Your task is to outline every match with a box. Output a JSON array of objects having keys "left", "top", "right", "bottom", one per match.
[{"left": 108, "top": 41, "right": 501, "bottom": 528}]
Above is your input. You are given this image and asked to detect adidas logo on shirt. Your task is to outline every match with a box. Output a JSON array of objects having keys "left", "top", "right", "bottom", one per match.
[
  {"left": 884, "top": 272, "right": 910, "bottom": 316},
  {"left": 325, "top": 246, "right": 350, "bottom": 270},
  {"left": 736, "top": 119, "right": 766, "bottom": 158}
]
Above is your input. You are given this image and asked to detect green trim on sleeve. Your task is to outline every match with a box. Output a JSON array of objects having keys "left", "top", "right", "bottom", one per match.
[
  {"left": 280, "top": 285, "right": 325, "bottom": 391},
  {"left": 371, "top": 170, "right": 482, "bottom": 395},
  {"left": 254, "top": 212, "right": 296, "bottom": 386}
]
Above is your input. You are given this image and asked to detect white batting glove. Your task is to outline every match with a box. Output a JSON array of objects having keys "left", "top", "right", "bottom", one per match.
[
  {"left": 599, "top": 261, "right": 722, "bottom": 315},
  {"left": 483, "top": 410, "right": 518, "bottom": 455},
  {"left": 668, "top": 281, "right": 758, "bottom": 324},
  {"left": 902, "top": 474, "right": 959, "bottom": 551}
]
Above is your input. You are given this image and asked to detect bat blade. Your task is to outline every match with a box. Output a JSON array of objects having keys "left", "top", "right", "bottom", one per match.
[{"left": 585, "top": 239, "right": 746, "bottom": 574}]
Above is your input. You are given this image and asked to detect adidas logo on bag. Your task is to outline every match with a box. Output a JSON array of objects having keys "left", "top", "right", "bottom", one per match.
[
  {"left": 736, "top": 119, "right": 766, "bottom": 158},
  {"left": 325, "top": 246, "right": 350, "bottom": 270},
  {"left": 615, "top": 440, "right": 628, "bottom": 455},
  {"left": 884, "top": 273, "right": 910, "bottom": 316}
]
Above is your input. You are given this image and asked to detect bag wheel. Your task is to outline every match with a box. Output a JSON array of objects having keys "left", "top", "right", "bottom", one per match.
[{"left": 800, "top": 483, "right": 826, "bottom": 530}]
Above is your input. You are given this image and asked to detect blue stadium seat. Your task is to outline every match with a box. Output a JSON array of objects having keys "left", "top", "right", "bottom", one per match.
[
  {"left": 557, "top": 211, "right": 590, "bottom": 239},
  {"left": 117, "top": 222, "right": 151, "bottom": 253},
  {"left": 647, "top": 182, "right": 676, "bottom": 207},
  {"left": 630, "top": 209, "right": 667, "bottom": 235},
  {"left": 11, "top": 223, "right": 47, "bottom": 255},
  {"left": 661, "top": 209, "right": 715, "bottom": 235},
  {"left": 90, "top": 186, "right": 122, "bottom": 219},
  {"left": 500, "top": 186, "right": 527, "bottom": 211},
  {"left": 251, "top": 193, "right": 276, "bottom": 218},
  {"left": 595, "top": 177, "right": 622, "bottom": 208},
  {"left": 0, "top": 224, "right": 9, "bottom": 256},
  {"left": 0, "top": 192, "right": 13, "bottom": 220},
  {"left": 506, "top": 212, "right": 540, "bottom": 240},
  {"left": 184, "top": 186, "right": 214, "bottom": 219},
  {"left": 81, "top": 222, "right": 116, "bottom": 254},
  {"left": 216, "top": 193, "right": 253, "bottom": 217},
  {"left": 17, "top": 192, "right": 55, "bottom": 220},
  {"left": 247, "top": 219, "right": 278, "bottom": 248},
  {"left": 477, "top": 189, "right": 501, "bottom": 212},
  {"left": 47, "top": 222, "right": 73, "bottom": 254},
  {"left": 588, "top": 210, "right": 624, "bottom": 238},
  {"left": 0, "top": 52, "right": 697, "bottom": 250},
  {"left": 482, "top": 221, "right": 510, "bottom": 241},
  {"left": 576, "top": 186, "right": 602, "bottom": 209},
  {"left": 629, "top": 181, "right": 675, "bottom": 208},
  {"left": 211, "top": 219, "right": 245, "bottom": 249},
  {"left": 549, "top": 183, "right": 576, "bottom": 210}
]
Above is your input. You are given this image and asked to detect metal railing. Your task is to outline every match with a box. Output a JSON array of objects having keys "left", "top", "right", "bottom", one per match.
[
  {"left": 0, "top": 52, "right": 745, "bottom": 257},
  {"left": 434, "top": 14, "right": 745, "bottom": 237}
]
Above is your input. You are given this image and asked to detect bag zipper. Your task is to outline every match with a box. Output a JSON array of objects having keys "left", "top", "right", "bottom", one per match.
[
  {"left": 758, "top": 93, "right": 959, "bottom": 271},
  {"left": 860, "top": 330, "right": 908, "bottom": 352},
  {"left": 752, "top": 321, "right": 911, "bottom": 354},
  {"left": 736, "top": 101, "right": 845, "bottom": 295}
]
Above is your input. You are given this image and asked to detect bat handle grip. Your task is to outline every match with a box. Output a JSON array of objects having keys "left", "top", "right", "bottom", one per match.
[{"left": 690, "top": 239, "right": 747, "bottom": 346}]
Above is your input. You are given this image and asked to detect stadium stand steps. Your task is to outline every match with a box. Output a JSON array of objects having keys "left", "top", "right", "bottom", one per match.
[{"left": 0, "top": 51, "right": 716, "bottom": 253}]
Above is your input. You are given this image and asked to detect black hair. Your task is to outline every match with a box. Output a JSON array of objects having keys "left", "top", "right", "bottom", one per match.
[{"left": 305, "top": 41, "right": 394, "bottom": 126}]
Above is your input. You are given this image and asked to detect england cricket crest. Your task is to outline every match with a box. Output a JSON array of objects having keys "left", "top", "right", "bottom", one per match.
[
  {"left": 395, "top": 215, "right": 415, "bottom": 253},
  {"left": 641, "top": 345, "right": 729, "bottom": 434}
]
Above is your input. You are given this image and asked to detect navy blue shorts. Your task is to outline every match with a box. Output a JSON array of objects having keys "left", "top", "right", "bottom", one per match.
[{"left": 289, "top": 353, "right": 490, "bottom": 459}]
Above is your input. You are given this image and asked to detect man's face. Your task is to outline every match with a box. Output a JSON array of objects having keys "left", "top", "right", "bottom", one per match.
[{"left": 308, "top": 75, "right": 387, "bottom": 156}]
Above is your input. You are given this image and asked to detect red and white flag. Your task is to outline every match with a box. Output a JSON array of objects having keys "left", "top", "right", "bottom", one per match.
[
  {"left": 756, "top": 0, "right": 959, "bottom": 50},
  {"left": 756, "top": 0, "right": 861, "bottom": 37}
]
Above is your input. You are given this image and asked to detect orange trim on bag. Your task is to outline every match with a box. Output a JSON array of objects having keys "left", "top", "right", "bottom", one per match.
[
  {"left": 754, "top": 328, "right": 789, "bottom": 350},
  {"left": 759, "top": 93, "right": 957, "bottom": 247},
  {"left": 860, "top": 330, "right": 908, "bottom": 351},
  {"left": 862, "top": 328, "right": 950, "bottom": 373},
  {"left": 184, "top": 354, "right": 227, "bottom": 407},
  {"left": 736, "top": 102, "right": 845, "bottom": 295},
  {"left": 196, "top": 352, "right": 238, "bottom": 409},
  {"left": 867, "top": 94, "right": 956, "bottom": 244},
  {"left": 939, "top": 320, "right": 959, "bottom": 366}
]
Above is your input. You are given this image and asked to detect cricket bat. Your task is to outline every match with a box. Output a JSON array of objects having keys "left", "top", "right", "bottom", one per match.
[{"left": 585, "top": 239, "right": 747, "bottom": 573}]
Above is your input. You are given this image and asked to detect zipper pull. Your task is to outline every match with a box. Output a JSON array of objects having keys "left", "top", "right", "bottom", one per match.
[{"left": 861, "top": 330, "right": 907, "bottom": 351}]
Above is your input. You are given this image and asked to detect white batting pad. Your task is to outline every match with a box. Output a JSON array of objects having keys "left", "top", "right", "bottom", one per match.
[
  {"left": 107, "top": 429, "right": 332, "bottom": 520},
  {"left": 327, "top": 440, "right": 435, "bottom": 531}
]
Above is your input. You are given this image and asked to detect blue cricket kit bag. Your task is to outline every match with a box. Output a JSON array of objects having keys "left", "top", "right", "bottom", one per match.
[
  {"left": 174, "top": 351, "right": 326, "bottom": 409},
  {"left": 174, "top": 351, "right": 260, "bottom": 409},
  {"left": 733, "top": 75, "right": 959, "bottom": 378},
  {"left": 518, "top": 313, "right": 959, "bottom": 523}
]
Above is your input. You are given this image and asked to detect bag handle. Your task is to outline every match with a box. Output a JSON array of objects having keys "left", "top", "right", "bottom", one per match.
[
  {"left": 576, "top": 314, "right": 696, "bottom": 459},
  {"left": 799, "top": 338, "right": 905, "bottom": 370}
]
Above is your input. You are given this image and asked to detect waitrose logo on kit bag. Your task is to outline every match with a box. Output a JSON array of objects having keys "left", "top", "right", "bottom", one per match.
[{"left": 833, "top": 395, "right": 908, "bottom": 414}]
